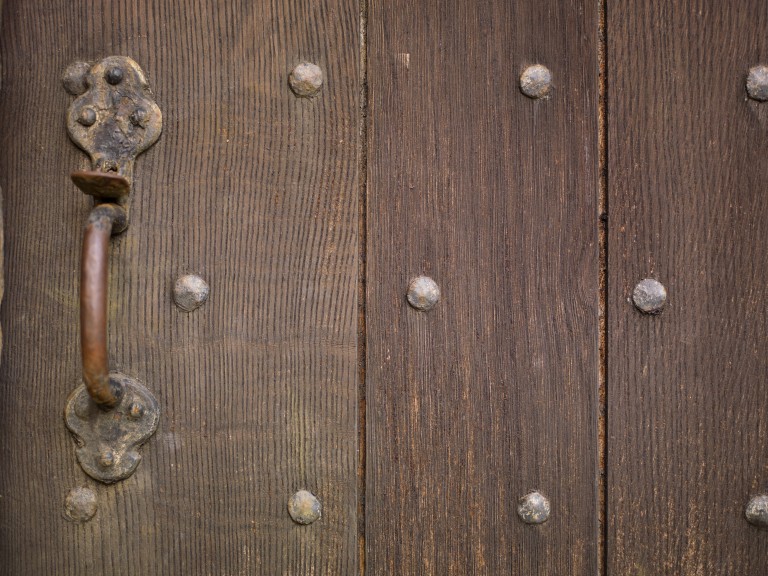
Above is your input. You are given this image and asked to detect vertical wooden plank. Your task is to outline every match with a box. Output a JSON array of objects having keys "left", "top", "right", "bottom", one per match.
[
  {"left": 607, "top": 2, "right": 768, "bottom": 573},
  {"left": 365, "top": 0, "right": 599, "bottom": 573},
  {"left": 0, "top": 0, "right": 358, "bottom": 574}
]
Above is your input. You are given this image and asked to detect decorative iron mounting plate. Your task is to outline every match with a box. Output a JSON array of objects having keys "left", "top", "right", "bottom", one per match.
[
  {"left": 64, "top": 55, "right": 162, "bottom": 185},
  {"left": 64, "top": 372, "right": 160, "bottom": 483}
]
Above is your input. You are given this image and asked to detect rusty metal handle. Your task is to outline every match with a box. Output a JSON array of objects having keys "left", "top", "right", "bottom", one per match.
[{"left": 81, "top": 203, "right": 127, "bottom": 409}]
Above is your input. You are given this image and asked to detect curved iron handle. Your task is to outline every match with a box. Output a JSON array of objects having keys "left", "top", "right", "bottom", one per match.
[{"left": 80, "top": 202, "right": 126, "bottom": 409}]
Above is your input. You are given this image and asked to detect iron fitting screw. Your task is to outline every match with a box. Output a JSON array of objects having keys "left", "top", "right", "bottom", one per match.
[
  {"left": 517, "top": 491, "right": 551, "bottom": 524},
  {"left": 77, "top": 107, "right": 97, "bottom": 127},
  {"left": 520, "top": 64, "right": 552, "bottom": 99},
  {"left": 173, "top": 274, "right": 210, "bottom": 312},
  {"left": 746, "top": 65, "right": 768, "bottom": 102},
  {"left": 105, "top": 67, "right": 124, "bottom": 85},
  {"left": 632, "top": 278, "right": 667, "bottom": 314},
  {"left": 128, "top": 402, "right": 145, "bottom": 420},
  {"left": 288, "top": 490, "right": 322, "bottom": 525},
  {"left": 98, "top": 449, "right": 115, "bottom": 468},
  {"left": 288, "top": 62, "right": 324, "bottom": 97},
  {"left": 407, "top": 276, "right": 441, "bottom": 311},
  {"left": 746, "top": 494, "right": 768, "bottom": 529},
  {"left": 63, "top": 487, "right": 97, "bottom": 523}
]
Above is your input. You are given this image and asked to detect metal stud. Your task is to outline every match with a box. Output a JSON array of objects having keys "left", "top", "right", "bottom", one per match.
[
  {"left": 63, "top": 487, "right": 97, "bottom": 523},
  {"left": 288, "top": 490, "right": 322, "bottom": 525},
  {"left": 62, "top": 61, "right": 92, "bottom": 96},
  {"left": 98, "top": 449, "right": 115, "bottom": 468},
  {"left": 406, "top": 276, "right": 441, "bottom": 311},
  {"left": 128, "top": 401, "right": 145, "bottom": 420},
  {"left": 517, "top": 491, "right": 551, "bottom": 524},
  {"left": 520, "top": 64, "right": 552, "bottom": 99},
  {"left": 746, "top": 65, "right": 768, "bottom": 102},
  {"left": 632, "top": 278, "right": 667, "bottom": 314},
  {"left": 105, "top": 66, "right": 124, "bottom": 85},
  {"left": 746, "top": 494, "right": 768, "bottom": 528},
  {"left": 173, "top": 274, "right": 210, "bottom": 312},
  {"left": 77, "top": 107, "right": 97, "bottom": 127},
  {"left": 288, "top": 62, "right": 323, "bottom": 97}
]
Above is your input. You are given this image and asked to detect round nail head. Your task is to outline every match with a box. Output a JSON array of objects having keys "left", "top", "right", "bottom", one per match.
[
  {"left": 128, "top": 402, "right": 145, "bottom": 420},
  {"left": 77, "top": 107, "right": 97, "bottom": 126},
  {"left": 520, "top": 64, "right": 552, "bottom": 99},
  {"left": 407, "top": 276, "right": 441, "bottom": 311},
  {"left": 105, "top": 67, "right": 124, "bottom": 85},
  {"left": 64, "top": 487, "right": 97, "bottom": 523},
  {"left": 746, "top": 494, "right": 768, "bottom": 528},
  {"left": 289, "top": 62, "right": 323, "bottom": 97},
  {"left": 62, "top": 61, "right": 92, "bottom": 96},
  {"left": 98, "top": 450, "right": 115, "bottom": 468},
  {"left": 632, "top": 278, "right": 667, "bottom": 314},
  {"left": 517, "top": 491, "right": 551, "bottom": 525},
  {"left": 173, "top": 274, "right": 210, "bottom": 312},
  {"left": 746, "top": 65, "right": 768, "bottom": 102},
  {"left": 288, "top": 490, "right": 322, "bottom": 525}
]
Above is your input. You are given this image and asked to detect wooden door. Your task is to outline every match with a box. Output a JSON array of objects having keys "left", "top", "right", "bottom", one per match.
[{"left": 0, "top": 1, "right": 765, "bottom": 575}]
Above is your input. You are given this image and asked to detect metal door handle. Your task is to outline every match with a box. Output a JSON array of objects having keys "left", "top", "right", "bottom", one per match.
[
  {"left": 80, "top": 198, "right": 126, "bottom": 409},
  {"left": 62, "top": 56, "right": 162, "bottom": 483}
]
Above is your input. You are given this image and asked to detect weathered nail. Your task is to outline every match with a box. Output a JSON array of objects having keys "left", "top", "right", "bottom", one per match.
[
  {"left": 77, "top": 107, "right": 97, "bottom": 126},
  {"left": 746, "top": 65, "right": 768, "bottom": 102},
  {"left": 288, "top": 490, "right": 322, "bottom": 525},
  {"left": 746, "top": 494, "right": 768, "bottom": 528},
  {"left": 173, "top": 274, "right": 210, "bottom": 312},
  {"left": 105, "top": 67, "right": 124, "bottom": 85},
  {"left": 517, "top": 491, "right": 551, "bottom": 524},
  {"left": 632, "top": 278, "right": 667, "bottom": 314},
  {"left": 129, "top": 108, "right": 146, "bottom": 127},
  {"left": 98, "top": 449, "right": 115, "bottom": 468},
  {"left": 407, "top": 276, "right": 441, "bottom": 311},
  {"left": 128, "top": 402, "right": 145, "bottom": 420},
  {"left": 62, "top": 61, "right": 92, "bottom": 96},
  {"left": 64, "top": 487, "right": 97, "bottom": 523},
  {"left": 520, "top": 64, "right": 552, "bottom": 99},
  {"left": 288, "top": 62, "right": 323, "bottom": 97}
]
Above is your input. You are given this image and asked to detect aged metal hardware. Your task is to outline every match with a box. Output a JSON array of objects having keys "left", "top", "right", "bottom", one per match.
[
  {"left": 288, "top": 62, "right": 324, "bottom": 97},
  {"left": 288, "top": 490, "right": 322, "bottom": 525},
  {"left": 406, "top": 275, "right": 441, "bottom": 311},
  {"left": 746, "top": 65, "right": 768, "bottom": 102},
  {"left": 65, "top": 372, "right": 160, "bottom": 483},
  {"left": 517, "top": 491, "right": 551, "bottom": 525},
  {"left": 745, "top": 494, "right": 768, "bottom": 529},
  {"left": 632, "top": 278, "right": 667, "bottom": 314},
  {"left": 62, "top": 56, "right": 162, "bottom": 483},
  {"left": 65, "top": 55, "right": 162, "bottom": 222},
  {"left": 173, "top": 274, "right": 210, "bottom": 312},
  {"left": 520, "top": 64, "right": 553, "bottom": 99}
]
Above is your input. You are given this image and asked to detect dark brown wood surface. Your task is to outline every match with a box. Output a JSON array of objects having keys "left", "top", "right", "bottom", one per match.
[
  {"left": 365, "top": 1, "right": 600, "bottom": 573},
  {"left": 0, "top": 1, "right": 359, "bottom": 574},
  {"left": 607, "top": 2, "right": 768, "bottom": 573}
]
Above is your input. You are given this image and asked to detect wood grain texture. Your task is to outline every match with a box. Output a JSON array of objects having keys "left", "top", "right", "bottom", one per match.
[
  {"left": 0, "top": 1, "right": 358, "bottom": 574},
  {"left": 365, "top": 1, "right": 600, "bottom": 573},
  {"left": 607, "top": 2, "right": 768, "bottom": 573}
]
